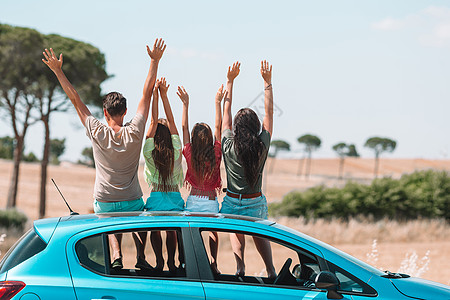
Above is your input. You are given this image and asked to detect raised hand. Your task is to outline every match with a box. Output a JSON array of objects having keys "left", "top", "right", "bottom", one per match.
[
  {"left": 42, "top": 48, "right": 63, "bottom": 73},
  {"left": 147, "top": 38, "right": 166, "bottom": 61},
  {"left": 261, "top": 60, "right": 272, "bottom": 84},
  {"left": 177, "top": 86, "right": 189, "bottom": 106},
  {"left": 158, "top": 77, "right": 170, "bottom": 95},
  {"left": 215, "top": 84, "right": 227, "bottom": 104},
  {"left": 227, "top": 61, "right": 241, "bottom": 81},
  {"left": 153, "top": 79, "right": 160, "bottom": 99}
]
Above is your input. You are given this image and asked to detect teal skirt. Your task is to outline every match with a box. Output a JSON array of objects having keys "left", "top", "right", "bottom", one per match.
[{"left": 145, "top": 191, "right": 185, "bottom": 211}]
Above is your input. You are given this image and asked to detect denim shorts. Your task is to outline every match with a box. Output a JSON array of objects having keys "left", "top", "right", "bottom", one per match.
[
  {"left": 185, "top": 195, "right": 219, "bottom": 213},
  {"left": 219, "top": 194, "right": 268, "bottom": 219},
  {"left": 145, "top": 191, "right": 185, "bottom": 211},
  {"left": 93, "top": 198, "right": 145, "bottom": 213}
]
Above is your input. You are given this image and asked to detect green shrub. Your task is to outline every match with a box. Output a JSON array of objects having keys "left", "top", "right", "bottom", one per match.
[
  {"left": 0, "top": 209, "right": 28, "bottom": 230},
  {"left": 270, "top": 170, "right": 450, "bottom": 220}
]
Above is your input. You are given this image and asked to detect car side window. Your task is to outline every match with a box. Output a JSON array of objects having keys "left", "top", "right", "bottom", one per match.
[
  {"left": 75, "top": 229, "right": 186, "bottom": 278},
  {"left": 76, "top": 234, "right": 106, "bottom": 274},
  {"left": 199, "top": 230, "right": 320, "bottom": 288},
  {"left": 327, "top": 262, "right": 377, "bottom": 296},
  {"left": 0, "top": 229, "right": 47, "bottom": 273}
]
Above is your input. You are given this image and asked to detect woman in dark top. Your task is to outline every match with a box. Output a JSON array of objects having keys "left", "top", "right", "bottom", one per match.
[{"left": 220, "top": 60, "right": 276, "bottom": 278}]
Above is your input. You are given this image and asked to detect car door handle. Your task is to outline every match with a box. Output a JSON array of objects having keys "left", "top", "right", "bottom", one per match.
[{"left": 91, "top": 297, "right": 116, "bottom": 300}]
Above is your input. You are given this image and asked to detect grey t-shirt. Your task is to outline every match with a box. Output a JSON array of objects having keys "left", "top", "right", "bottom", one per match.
[
  {"left": 222, "top": 129, "right": 271, "bottom": 195},
  {"left": 85, "top": 113, "right": 146, "bottom": 202}
]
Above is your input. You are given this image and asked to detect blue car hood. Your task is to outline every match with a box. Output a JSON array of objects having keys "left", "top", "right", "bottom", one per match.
[{"left": 391, "top": 277, "right": 450, "bottom": 299}]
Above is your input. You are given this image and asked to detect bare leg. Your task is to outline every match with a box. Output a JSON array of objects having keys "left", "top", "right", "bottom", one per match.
[
  {"left": 253, "top": 236, "right": 276, "bottom": 278},
  {"left": 209, "top": 231, "right": 220, "bottom": 274},
  {"left": 109, "top": 233, "right": 123, "bottom": 260},
  {"left": 132, "top": 231, "right": 147, "bottom": 260},
  {"left": 151, "top": 231, "right": 164, "bottom": 270},
  {"left": 166, "top": 230, "right": 177, "bottom": 272},
  {"left": 230, "top": 233, "right": 245, "bottom": 276}
]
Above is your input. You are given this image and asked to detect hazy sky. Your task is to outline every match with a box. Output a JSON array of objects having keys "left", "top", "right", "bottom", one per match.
[{"left": 1, "top": 0, "right": 450, "bottom": 160}]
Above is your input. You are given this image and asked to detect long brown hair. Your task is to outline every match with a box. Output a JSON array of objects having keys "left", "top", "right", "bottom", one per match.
[
  {"left": 191, "top": 123, "right": 215, "bottom": 184},
  {"left": 152, "top": 119, "right": 174, "bottom": 192},
  {"left": 233, "top": 108, "right": 265, "bottom": 188}
]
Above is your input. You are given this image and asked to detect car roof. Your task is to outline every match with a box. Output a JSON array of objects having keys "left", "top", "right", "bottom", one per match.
[{"left": 34, "top": 212, "right": 276, "bottom": 243}]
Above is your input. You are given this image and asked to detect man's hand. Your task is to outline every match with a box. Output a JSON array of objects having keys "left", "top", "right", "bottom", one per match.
[
  {"left": 42, "top": 48, "right": 63, "bottom": 73},
  {"left": 215, "top": 84, "right": 227, "bottom": 104},
  {"left": 227, "top": 61, "right": 240, "bottom": 82},
  {"left": 158, "top": 77, "right": 170, "bottom": 95},
  {"left": 177, "top": 86, "right": 189, "bottom": 107},
  {"left": 147, "top": 38, "right": 166, "bottom": 61},
  {"left": 261, "top": 60, "right": 272, "bottom": 85},
  {"left": 41, "top": 48, "right": 92, "bottom": 125}
]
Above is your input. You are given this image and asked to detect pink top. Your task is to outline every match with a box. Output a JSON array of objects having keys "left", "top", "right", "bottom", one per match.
[{"left": 183, "top": 140, "right": 222, "bottom": 192}]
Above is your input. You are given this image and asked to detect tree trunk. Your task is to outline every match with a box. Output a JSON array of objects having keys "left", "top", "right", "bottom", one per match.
[
  {"left": 305, "top": 151, "right": 312, "bottom": 180},
  {"left": 374, "top": 152, "right": 379, "bottom": 178},
  {"left": 269, "top": 149, "right": 278, "bottom": 174},
  {"left": 338, "top": 157, "right": 344, "bottom": 179},
  {"left": 297, "top": 157, "right": 304, "bottom": 177},
  {"left": 6, "top": 136, "right": 24, "bottom": 208},
  {"left": 39, "top": 115, "right": 50, "bottom": 218}
]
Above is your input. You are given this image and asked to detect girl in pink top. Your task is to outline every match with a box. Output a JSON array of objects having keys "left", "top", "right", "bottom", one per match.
[{"left": 178, "top": 84, "right": 227, "bottom": 274}]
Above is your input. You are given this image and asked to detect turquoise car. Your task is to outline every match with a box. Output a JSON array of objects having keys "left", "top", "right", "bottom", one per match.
[{"left": 0, "top": 212, "right": 449, "bottom": 299}]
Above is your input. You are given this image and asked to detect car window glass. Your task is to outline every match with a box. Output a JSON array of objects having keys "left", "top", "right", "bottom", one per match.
[
  {"left": 0, "top": 229, "right": 47, "bottom": 273},
  {"left": 200, "top": 230, "right": 320, "bottom": 288},
  {"left": 327, "top": 262, "right": 377, "bottom": 295},
  {"left": 76, "top": 234, "right": 106, "bottom": 274},
  {"left": 75, "top": 229, "right": 186, "bottom": 278}
]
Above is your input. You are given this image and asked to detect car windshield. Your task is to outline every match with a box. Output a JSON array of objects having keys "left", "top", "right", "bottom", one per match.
[{"left": 272, "top": 223, "right": 386, "bottom": 276}]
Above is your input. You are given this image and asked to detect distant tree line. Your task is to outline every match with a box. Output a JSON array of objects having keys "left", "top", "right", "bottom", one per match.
[
  {"left": 270, "top": 170, "right": 450, "bottom": 220},
  {"left": 270, "top": 134, "right": 397, "bottom": 179}
]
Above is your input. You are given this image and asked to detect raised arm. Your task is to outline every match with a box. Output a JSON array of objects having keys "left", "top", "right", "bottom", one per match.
[
  {"left": 146, "top": 79, "right": 160, "bottom": 139},
  {"left": 261, "top": 60, "right": 273, "bottom": 136},
  {"left": 222, "top": 61, "right": 240, "bottom": 133},
  {"left": 159, "top": 78, "right": 178, "bottom": 135},
  {"left": 177, "top": 86, "right": 190, "bottom": 145},
  {"left": 42, "top": 48, "right": 91, "bottom": 125},
  {"left": 137, "top": 38, "right": 166, "bottom": 121},
  {"left": 214, "top": 84, "right": 227, "bottom": 142}
]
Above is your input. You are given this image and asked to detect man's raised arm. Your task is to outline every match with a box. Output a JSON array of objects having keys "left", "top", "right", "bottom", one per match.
[
  {"left": 138, "top": 38, "right": 166, "bottom": 121},
  {"left": 42, "top": 48, "right": 91, "bottom": 125}
]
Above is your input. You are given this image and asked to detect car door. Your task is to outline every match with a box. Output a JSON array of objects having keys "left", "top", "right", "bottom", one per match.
[
  {"left": 66, "top": 222, "right": 205, "bottom": 300},
  {"left": 188, "top": 221, "right": 354, "bottom": 300}
]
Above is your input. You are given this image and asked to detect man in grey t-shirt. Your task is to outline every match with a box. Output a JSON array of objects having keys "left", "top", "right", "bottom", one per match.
[{"left": 42, "top": 39, "right": 166, "bottom": 271}]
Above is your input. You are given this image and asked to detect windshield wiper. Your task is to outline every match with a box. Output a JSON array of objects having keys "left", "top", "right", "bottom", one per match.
[{"left": 382, "top": 271, "right": 410, "bottom": 279}]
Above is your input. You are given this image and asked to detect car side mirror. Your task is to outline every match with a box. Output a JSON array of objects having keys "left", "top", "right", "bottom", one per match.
[{"left": 315, "top": 271, "right": 343, "bottom": 299}]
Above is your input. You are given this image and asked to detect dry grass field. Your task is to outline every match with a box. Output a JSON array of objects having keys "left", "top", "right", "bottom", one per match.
[{"left": 0, "top": 157, "right": 449, "bottom": 285}]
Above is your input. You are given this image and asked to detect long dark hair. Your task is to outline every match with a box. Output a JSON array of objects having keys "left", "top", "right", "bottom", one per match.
[
  {"left": 191, "top": 123, "right": 215, "bottom": 184},
  {"left": 152, "top": 119, "right": 174, "bottom": 192},
  {"left": 233, "top": 108, "right": 265, "bottom": 188}
]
